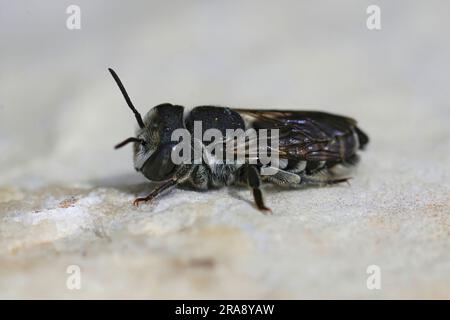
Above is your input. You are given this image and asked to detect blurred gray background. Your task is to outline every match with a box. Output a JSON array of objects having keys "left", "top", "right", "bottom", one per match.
[{"left": 0, "top": 0, "right": 449, "bottom": 299}]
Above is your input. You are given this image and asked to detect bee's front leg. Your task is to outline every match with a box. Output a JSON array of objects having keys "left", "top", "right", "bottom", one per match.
[
  {"left": 244, "top": 165, "right": 272, "bottom": 214},
  {"left": 133, "top": 179, "right": 177, "bottom": 207},
  {"left": 133, "top": 165, "right": 195, "bottom": 207}
]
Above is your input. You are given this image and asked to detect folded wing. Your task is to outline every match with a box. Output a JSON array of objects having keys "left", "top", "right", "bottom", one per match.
[{"left": 233, "top": 109, "right": 369, "bottom": 163}]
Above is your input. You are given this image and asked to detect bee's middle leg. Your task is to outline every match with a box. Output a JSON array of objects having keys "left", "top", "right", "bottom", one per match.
[{"left": 244, "top": 165, "right": 272, "bottom": 214}]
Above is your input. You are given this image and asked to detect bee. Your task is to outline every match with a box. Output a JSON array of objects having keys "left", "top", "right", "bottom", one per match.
[{"left": 109, "top": 68, "right": 369, "bottom": 213}]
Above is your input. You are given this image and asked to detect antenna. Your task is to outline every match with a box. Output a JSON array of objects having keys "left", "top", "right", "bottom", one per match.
[
  {"left": 114, "top": 137, "right": 145, "bottom": 149},
  {"left": 108, "top": 68, "right": 145, "bottom": 129}
]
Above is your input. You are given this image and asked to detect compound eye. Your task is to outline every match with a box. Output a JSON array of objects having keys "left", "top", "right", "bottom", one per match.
[{"left": 141, "top": 144, "right": 177, "bottom": 181}]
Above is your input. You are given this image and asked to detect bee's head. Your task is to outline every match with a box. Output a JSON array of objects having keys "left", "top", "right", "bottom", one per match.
[
  {"left": 133, "top": 103, "right": 185, "bottom": 181},
  {"left": 109, "top": 68, "right": 185, "bottom": 181}
]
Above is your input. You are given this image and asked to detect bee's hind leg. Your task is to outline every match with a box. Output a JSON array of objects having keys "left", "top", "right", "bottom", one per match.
[
  {"left": 300, "top": 175, "right": 351, "bottom": 186},
  {"left": 133, "top": 179, "right": 177, "bottom": 207},
  {"left": 244, "top": 165, "right": 272, "bottom": 214}
]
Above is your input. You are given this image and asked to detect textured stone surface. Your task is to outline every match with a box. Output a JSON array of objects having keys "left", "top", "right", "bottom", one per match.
[{"left": 0, "top": 1, "right": 449, "bottom": 299}]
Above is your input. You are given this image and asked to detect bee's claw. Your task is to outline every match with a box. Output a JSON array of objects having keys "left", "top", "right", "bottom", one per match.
[
  {"left": 133, "top": 197, "right": 152, "bottom": 207},
  {"left": 260, "top": 206, "right": 273, "bottom": 215}
]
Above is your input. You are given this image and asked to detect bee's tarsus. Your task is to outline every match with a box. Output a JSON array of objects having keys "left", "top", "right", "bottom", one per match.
[
  {"left": 252, "top": 188, "right": 272, "bottom": 214},
  {"left": 132, "top": 179, "right": 178, "bottom": 207}
]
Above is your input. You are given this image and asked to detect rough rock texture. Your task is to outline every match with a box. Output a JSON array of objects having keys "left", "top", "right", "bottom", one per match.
[{"left": 0, "top": 1, "right": 449, "bottom": 299}]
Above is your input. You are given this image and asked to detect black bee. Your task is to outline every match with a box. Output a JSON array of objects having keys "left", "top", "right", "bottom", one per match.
[{"left": 109, "top": 68, "right": 369, "bottom": 213}]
